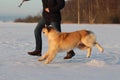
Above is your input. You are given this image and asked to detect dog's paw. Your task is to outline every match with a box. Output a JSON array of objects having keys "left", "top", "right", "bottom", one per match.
[
  {"left": 99, "top": 47, "right": 104, "bottom": 53},
  {"left": 43, "top": 62, "right": 48, "bottom": 64},
  {"left": 100, "top": 48, "right": 104, "bottom": 53},
  {"left": 86, "top": 55, "right": 90, "bottom": 58},
  {"left": 43, "top": 61, "right": 49, "bottom": 64},
  {"left": 38, "top": 58, "right": 44, "bottom": 61}
]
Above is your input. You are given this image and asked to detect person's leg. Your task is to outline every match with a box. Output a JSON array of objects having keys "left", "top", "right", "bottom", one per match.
[
  {"left": 34, "top": 18, "right": 46, "bottom": 51},
  {"left": 51, "top": 21, "right": 75, "bottom": 59},
  {"left": 51, "top": 21, "right": 61, "bottom": 32},
  {"left": 28, "top": 17, "right": 46, "bottom": 56}
]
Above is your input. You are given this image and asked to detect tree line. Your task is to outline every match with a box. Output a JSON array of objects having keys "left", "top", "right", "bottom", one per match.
[{"left": 15, "top": 0, "right": 120, "bottom": 23}]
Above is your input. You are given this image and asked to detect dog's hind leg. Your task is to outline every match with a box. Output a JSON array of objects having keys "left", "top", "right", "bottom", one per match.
[
  {"left": 95, "top": 42, "right": 104, "bottom": 53},
  {"left": 86, "top": 47, "right": 92, "bottom": 58}
]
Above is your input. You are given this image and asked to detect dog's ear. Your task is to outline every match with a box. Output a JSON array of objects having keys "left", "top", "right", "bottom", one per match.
[
  {"left": 43, "top": 25, "right": 50, "bottom": 32},
  {"left": 43, "top": 24, "right": 48, "bottom": 28},
  {"left": 43, "top": 25, "right": 55, "bottom": 32},
  {"left": 45, "top": 25, "right": 54, "bottom": 32},
  {"left": 47, "top": 27, "right": 52, "bottom": 32}
]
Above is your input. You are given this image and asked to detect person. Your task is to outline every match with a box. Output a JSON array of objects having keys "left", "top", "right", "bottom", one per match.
[{"left": 28, "top": 0, "right": 75, "bottom": 59}]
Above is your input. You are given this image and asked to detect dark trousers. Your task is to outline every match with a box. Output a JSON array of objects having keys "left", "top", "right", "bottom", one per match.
[{"left": 34, "top": 17, "right": 61, "bottom": 51}]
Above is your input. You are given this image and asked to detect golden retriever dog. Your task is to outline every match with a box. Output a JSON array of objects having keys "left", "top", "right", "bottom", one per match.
[{"left": 38, "top": 26, "right": 104, "bottom": 64}]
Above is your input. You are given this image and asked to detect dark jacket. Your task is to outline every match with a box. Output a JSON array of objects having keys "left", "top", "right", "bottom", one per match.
[{"left": 42, "top": 0, "right": 65, "bottom": 22}]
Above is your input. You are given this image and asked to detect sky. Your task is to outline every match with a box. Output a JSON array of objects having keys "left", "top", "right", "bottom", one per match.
[{"left": 0, "top": 0, "right": 43, "bottom": 21}]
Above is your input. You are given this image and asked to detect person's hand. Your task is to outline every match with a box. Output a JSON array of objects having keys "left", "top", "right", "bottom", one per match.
[{"left": 45, "top": 8, "right": 50, "bottom": 13}]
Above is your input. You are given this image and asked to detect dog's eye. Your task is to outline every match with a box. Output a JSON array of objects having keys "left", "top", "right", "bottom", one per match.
[{"left": 43, "top": 32, "right": 45, "bottom": 34}]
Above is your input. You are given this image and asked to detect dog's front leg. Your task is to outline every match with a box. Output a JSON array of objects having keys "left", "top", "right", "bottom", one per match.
[
  {"left": 38, "top": 51, "right": 49, "bottom": 61},
  {"left": 44, "top": 49, "right": 58, "bottom": 64},
  {"left": 86, "top": 48, "right": 92, "bottom": 58}
]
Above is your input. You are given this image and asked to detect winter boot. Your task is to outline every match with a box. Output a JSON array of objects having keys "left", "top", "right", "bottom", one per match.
[
  {"left": 28, "top": 50, "right": 41, "bottom": 56},
  {"left": 64, "top": 50, "right": 75, "bottom": 59}
]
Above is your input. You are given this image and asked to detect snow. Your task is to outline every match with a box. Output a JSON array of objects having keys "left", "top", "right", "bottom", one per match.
[{"left": 0, "top": 22, "right": 120, "bottom": 80}]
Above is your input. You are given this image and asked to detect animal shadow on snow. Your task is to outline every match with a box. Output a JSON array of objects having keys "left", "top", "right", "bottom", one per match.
[{"left": 53, "top": 49, "right": 120, "bottom": 65}]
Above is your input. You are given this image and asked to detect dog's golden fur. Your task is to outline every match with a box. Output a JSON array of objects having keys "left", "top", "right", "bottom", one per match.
[{"left": 38, "top": 26, "right": 104, "bottom": 64}]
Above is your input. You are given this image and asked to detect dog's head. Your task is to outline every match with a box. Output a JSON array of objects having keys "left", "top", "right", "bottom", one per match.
[{"left": 42, "top": 25, "right": 57, "bottom": 36}]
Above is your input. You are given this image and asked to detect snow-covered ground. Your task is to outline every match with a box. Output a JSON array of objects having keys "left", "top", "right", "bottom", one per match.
[{"left": 0, "top": 22, "right": 120, "bottom": 80}]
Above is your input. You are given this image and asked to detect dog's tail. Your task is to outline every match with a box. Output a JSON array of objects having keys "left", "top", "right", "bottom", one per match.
[{"left": 81, "top": 32, "right": 96, "bottom": 47}]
